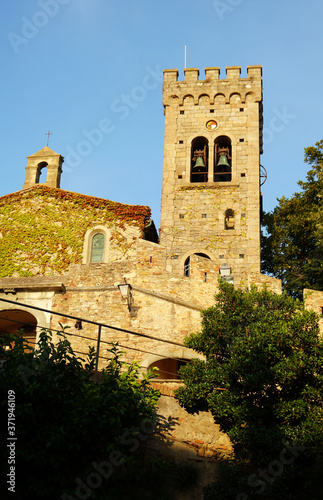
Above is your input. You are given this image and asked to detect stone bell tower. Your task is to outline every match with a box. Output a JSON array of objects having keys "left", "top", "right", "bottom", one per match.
[
  {"left": 23, "top": 146, "right": 64, "bottom": 190},
  {"left": 160, "top": 66, "right": 263, "bottom": 286}
]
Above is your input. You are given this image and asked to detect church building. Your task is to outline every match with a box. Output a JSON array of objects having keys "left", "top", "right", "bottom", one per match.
[{"left": 0, "top": 65, "right": 320, "bottom": 383}]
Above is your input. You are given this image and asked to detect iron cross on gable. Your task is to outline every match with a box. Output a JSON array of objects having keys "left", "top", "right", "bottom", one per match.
[{"left": 45, "top": 130, "right": 52, "bottom": 147}]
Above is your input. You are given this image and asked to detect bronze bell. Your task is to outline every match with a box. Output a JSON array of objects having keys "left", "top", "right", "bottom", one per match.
[
  {"left": 193, "top": 156, "right": 206, "bottom": 169},
  {"left": 217, "top": 154, "right": 230, "bottom": 168}
]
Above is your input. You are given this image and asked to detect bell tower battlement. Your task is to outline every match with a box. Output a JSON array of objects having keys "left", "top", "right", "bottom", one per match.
[
  {"left": 160, "top": 65, "right": 264, "bottom": 286},
  {"left": 163, "top": 65, "right": 262, "bottom": 105}
]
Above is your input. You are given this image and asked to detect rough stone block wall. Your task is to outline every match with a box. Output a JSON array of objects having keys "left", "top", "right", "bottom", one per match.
[
  {"left": 50, "top": 259, "right": 213, "bottom": 371},
  {"left": 304, "top": 288, "right": 323, "bottom": 335},
  {"left": 160, "top": 66, "right": 263, "bottom": 283},
  {"left": 48, "top": 245, "right": 282, "bottom": 374},
  {"left": 249, "top": 273, "right": 282, "bottom": 294},
  {"left": 151, "top": 384, "right": 233, "bottom": 458}
]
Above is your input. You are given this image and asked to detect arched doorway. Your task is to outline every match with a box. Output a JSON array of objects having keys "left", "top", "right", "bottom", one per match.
[
  {"left": 0, "top": 310, "right": 37, "bottom": 351},
  {"left": 184, "top": 252, "right": 211, "bottom": 277},
  {"left": 148, "top": 358, "right": 190, "bottom": 380}
]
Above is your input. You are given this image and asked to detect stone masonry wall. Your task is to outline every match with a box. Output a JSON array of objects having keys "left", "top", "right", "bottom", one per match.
[
  {"left": 160, "top": 66, "right": 263, "bottom": 283},
  {"left": 50, "top": 258, "right": 213, "bottom": 371},
  {"left": 152, "top": 383, "right": 233, "bottom": 459},
  {"left": 49, "top": 238, "right": 281, "bottom": 372},
  {"left": 304, "top": 288, "right": 323, "bottom": 335}
]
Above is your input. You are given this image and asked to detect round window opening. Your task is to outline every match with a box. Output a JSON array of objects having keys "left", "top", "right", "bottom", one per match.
[{"left": 206, "top": 120, "right": 218, "bottom": 131}]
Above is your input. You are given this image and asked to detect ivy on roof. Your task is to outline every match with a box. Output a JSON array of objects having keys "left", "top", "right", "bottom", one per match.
[{"left": 0, "top": 185, "right": 151, "bottom": 277}]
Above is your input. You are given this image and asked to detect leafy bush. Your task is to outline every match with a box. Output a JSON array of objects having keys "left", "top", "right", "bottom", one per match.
[
  {"left": 0, "top": 328, "right": 159, "bottom": 499},
  {"left": 175, "top": 281, "right": 323, "bottom": 499}
]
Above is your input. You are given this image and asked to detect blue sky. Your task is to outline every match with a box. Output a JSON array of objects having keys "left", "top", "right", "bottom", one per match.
[{"left": 1, "top": 0, "right": 322, "bottom": 230}]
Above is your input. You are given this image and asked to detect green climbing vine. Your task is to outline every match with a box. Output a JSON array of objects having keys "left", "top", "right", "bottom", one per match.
[{"left": 0, "top": 185, "right": 151, "bottom": 277}]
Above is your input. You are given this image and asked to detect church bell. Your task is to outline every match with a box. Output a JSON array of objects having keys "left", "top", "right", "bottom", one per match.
[
  {"left": 193, "top": 156, "right": 206, "bottom": 169},
  {"left": 217, "top": 154, "right": 230, "bottom": 168}
]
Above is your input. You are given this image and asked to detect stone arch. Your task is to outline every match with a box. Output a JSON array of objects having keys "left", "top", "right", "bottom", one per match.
[
  {"left": 0, "top": 309, "right": 40, "bottom": 351},
  {"left": 35, "top": 161, "right": 48, "bottom": 183},
  {"left": 180, "top": 249, "right": 216, "bottom": 277},
  {"left": 190, "top": 136, "right": 209, "bottom": 183},
  {"left": 229, "top": 92, "right": 241, "bottom": 103},
  {"left": 83, "top": 225, "right": 111, "bottom": 264},
  {"left": 214, "top": 135, "right": 232, "bottom": 182},
  {"left": 166, "top": 94, "right": 179, "bottom": 106},
  {"left": 141, "top": 348, "right": 204, "bottom": 380},
  {"left": 198, "top": 93, "right": 210, "bottom": 105},
  {"left": 182, "top": 94, "right": 196, "bottom": 106},
  {"left": 214, "top": 93, "right": 226, "bottom": 104}
]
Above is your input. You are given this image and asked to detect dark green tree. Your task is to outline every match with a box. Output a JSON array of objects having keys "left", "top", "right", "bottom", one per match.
[
  {"left": 175, "top": 282, "right": 323, "bottom": 499},
  {"left": 0, "top": 328, "right": 160, "bottom": 500},
  {"left": 261, "top": 140, "right": 323, "bottom": 299}
]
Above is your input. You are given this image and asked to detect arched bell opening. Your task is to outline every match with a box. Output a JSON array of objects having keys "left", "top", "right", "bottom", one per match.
[
  {"left": 148, "top": 358, "right": 190, "bottom": 380},
  {"left": 214, "top": 136, "right": 232, "bottom": 182},
  {"left": 0, "top": 309, "right": 37, "bottom": 352},
  {"left": 35, "top": 161, "right": 48, "bottom": 184},
  {"left": 191, "top": 136, "right": 208, "bottom": 183}
]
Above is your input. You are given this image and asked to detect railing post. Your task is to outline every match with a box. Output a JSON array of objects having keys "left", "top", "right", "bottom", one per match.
[{"left": 95, "top": 325, "right": 102, "bottom": 374}]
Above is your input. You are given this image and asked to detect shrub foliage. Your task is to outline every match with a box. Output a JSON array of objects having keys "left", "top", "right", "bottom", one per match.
[
  {"left": 0, "top": 329, "right": 159, "bottom": 499},
  {"left": 175, "top": 282, "right": 323, "bottom": 499}
]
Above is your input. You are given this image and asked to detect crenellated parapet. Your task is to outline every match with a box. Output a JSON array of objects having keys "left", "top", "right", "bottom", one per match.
[{"left": 163, "top": 66, "right": 262, "bottom": 106}]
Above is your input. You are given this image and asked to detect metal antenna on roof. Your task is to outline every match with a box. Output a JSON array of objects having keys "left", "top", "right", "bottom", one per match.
[{"left": 184, "top": 45, "right": 187, "bottom": 69}]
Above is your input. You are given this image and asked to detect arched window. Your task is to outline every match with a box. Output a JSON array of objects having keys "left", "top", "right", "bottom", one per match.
[
  {"left": 0, "top": 309, "right": 37, "bottom": 352},
  {"left": 225, "top": 209, "right": 235, "bottom": 230},
  {"left": 83, "top": 226, "right": 110, "bottom": 264},
  {"left": 35, "top": 162, "right": 48, "bottom": 184},
  {"left": 90, "top": 233, "right": 105, "bottom": 263},
  {"left": 191, "top": 137, "right": 208, "bottom": 183},
  {"left": 214, "top": 136, "right": 232, "bottom": 182}
]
